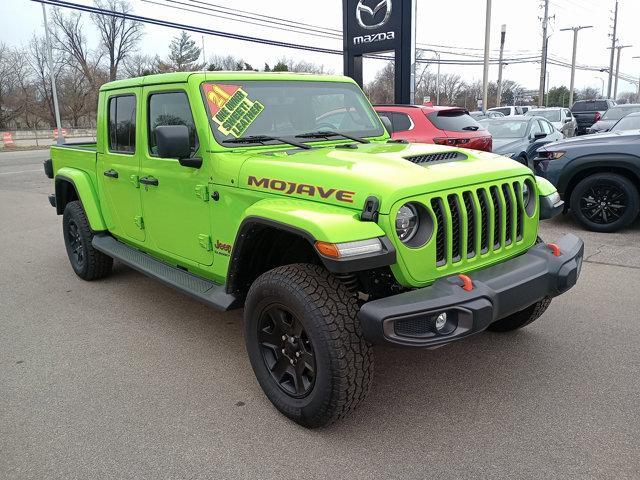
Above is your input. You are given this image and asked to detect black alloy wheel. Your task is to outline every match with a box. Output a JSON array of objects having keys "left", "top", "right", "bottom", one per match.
[
  {"left": 257, "top": 304, "right": 316, "bottom": 398},
  {"left": 66, "top": 219, "right": 85, "bottom": 269},
  {"left": 579, "top": 183, "right": 627, "bottom": 225},
  {"left": 570, "top": 173, "right": 640, "bottom": 232}
]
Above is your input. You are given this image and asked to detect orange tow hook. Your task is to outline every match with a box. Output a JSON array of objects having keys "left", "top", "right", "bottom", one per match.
[
  {"left": 547, "top": 243, "right": 561, "bottom": 257},
  {"left": 458, "top": 274, "right": 473, "bottom": 292}
]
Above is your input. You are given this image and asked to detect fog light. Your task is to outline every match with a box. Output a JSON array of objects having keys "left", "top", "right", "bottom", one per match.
[{"left": 435, "top": 313, "right": 448, "bottom": 332}]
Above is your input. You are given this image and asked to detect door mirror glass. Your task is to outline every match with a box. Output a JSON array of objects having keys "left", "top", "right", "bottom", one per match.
[{"left": 155, "top": 125, "right": 193, "bottom": 160}]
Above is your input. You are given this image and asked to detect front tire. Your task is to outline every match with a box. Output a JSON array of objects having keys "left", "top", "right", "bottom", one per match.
[
  {"left": 570, "top": 173, "right": 639, "bottom": 232},
  {"left": 244, "top": 263, "right": 373, "bottom": 428},
  {"left": 487, "top": 297, "right": 552, "bottom": 332},
  {"left": 63, "top": 201, "right": 113, "bottom": 280}
]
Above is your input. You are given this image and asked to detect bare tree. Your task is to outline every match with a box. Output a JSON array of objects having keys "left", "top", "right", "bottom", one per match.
[
  {"left": 51, "top": 8, "right": 102, "bottom": 87},
  {"left": 616, "top": 91, "right": 637, "bottom": 104},
  {"left": 0, "top": 43, "right": 22, "bottom": 129},
  {"left": 92, "top": 0, "right": 143, "bottom": 81},
  {"left": 26, "top": 36, "right": 64, "bottom": 126},
  {"left": 122, "top": 54, "right": 159, "bottom": 77}
]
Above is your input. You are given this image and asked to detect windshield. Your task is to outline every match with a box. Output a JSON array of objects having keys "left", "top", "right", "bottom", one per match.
[
  {"left": 612, "top": 115, "right": 640, "bottom": 131},
  {"left": 201, "top": 80, "right": 384, "bottom": 146},
  {"left": 572, "top": 100, "right": 609, "bottom": 112},
  {"left": 481, "top": 120, "right": 529, "bottom": 138},
  {"left": 427, "top": 110, "right": 483, "bottom": 132},
  {"left": 491, "top": 107, "right": 511, "bottom": 116},
  {"left": 527, "top": 110, "right": 560, "bottom": 122},
  {"left": 602, "top": 106, "right": 640, "bottom": 120}
]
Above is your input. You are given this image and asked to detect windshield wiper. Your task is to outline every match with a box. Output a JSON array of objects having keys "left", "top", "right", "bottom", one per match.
[
  {"left": 462, "top": 125, "right": 480, "bottom": 131},
  {"left": 222, "top": 135, "right": 311, "bottom": 150},
  {"left": 295, "top": 130, "right": 369, "bottom": 144}
]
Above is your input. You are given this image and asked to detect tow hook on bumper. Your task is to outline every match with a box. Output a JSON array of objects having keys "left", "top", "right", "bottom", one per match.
[{"left": 358, "top": 234, "right": 584, "bottom": 348}]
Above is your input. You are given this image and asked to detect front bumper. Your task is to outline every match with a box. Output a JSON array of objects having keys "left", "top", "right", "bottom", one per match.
[{"left": 358, "top": 234, "right": 584, "bottom": 347}]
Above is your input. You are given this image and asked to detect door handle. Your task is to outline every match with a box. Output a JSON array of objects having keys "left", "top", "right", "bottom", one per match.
[
  {"left": 103, "top": 169, "right": 118, "bottom": 178},
  {"left": 139, "top": 176, "right": 159, "bottom": 186}
]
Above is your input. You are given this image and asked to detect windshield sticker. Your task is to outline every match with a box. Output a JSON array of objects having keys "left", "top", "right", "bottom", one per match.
[{"left": 203, "top": 83, "right": 264, "bottom": 138}]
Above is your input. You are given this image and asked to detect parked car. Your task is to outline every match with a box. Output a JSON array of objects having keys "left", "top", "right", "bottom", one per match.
[
  {"left": 488, "top": 106, "right": 525, "bottom": 116},
  {"left": 586, "top": 104, "right": 640, "bottom": 134},
  {"left": 534, "top": 130, "right": 640, "bottom": 232},
  {"left": 479, "top": 115, "right": 564, "bottom": 164},
  {"left": 374, "top": 105, "right": 492, "bottom": 151},
  {"left": 610, "top": 111, "right": 640, "bottom": 132},
  {"left": 44, "top": 71, "right": 583, "bottom": 428},
  {"left": 526, "top": 107, "right": 577, "bottom": 137},
  {"left": 570, "top": 99, "right": 616, "bottom": 135},
  {"left": 470, "top": 110, "right": 505, "bottom": 120},
  {"left": 519, "top": 106, "right": 532, "bottom": 114}
]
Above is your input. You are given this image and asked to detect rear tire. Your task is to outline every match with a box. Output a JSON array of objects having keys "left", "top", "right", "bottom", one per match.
[
  {"left": 570, "top": 173, "right": 639, "bottom": 232},
  {"left": 63, "top": 201, "right": 113, "bottom": 280},
  {"left": 487, "top": 297, "right": 552, "bottom": 332},
  {"left": 244, "top": 263, "right": 373, "bottom": 428}
]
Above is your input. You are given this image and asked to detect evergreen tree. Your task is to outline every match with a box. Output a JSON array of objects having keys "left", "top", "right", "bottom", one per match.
[{"left": 166, "top": 31, "right": 202, "bottom": 71}]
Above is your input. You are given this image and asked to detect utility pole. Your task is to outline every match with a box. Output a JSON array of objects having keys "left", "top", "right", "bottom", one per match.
[
  {"left": 611, "top": 44, "right": 632, "bottom": 101},
  {"left": 634, "top": 56, "right": 640, "bottom": 103},
  {"left": 607, "top": 0, "right": 618, "bottom": 99},
  {"left": 482, "top": 0, "right": 492, "bottom": 112},
  {"left": 560, "top": 26, "right": 592, "bottom": 107},
  {"left": 41, "top": 3, "right": 63, "bottom": 145},
  {"left": 496, "top": 24, "right": 506, "bottom": 107},
  {"left": 538, "top": 0, "right": 550, "bottom": 107}
]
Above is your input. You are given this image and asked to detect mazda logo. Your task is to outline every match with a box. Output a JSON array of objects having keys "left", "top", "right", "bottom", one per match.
[{"left": 356, "top": 0, "right": 392, "bottom": 30}]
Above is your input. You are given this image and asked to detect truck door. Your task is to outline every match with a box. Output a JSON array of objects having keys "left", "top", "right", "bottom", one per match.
[
  {"left": 139, "top": 86, "right": 213, "bottom": 266},
  {"left": 97, "top": 90, "right": 145, "bottom": 242}
]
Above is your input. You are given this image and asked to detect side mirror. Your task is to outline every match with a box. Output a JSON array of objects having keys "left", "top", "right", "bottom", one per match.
[
  {"left": 563, "top": 118, "right": 571, "bottom": 124},
  {"left": 532, "top": 132, "right": 547, "bottom": 141},
  {"left": 380, "top": 116, "right": 394, "bottom": 134},
  {"left": 155, "top": 125, "right": 202, "bottom": 168}
]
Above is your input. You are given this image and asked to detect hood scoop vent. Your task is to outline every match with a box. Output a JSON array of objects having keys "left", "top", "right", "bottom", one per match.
[{"left": 404, "top": 151, "right": 468, "bottom": 165}]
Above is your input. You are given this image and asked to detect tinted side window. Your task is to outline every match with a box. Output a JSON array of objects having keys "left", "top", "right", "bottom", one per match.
[
  {"left": 529, "top": 120, "right": 543, "bottom": 136},
  {"left": 148, "top": 91, "right": 198, "bottom": 156},
  {"left": 428, "top": 110, "right": 482, "bottom": 132},
  {"left": 541, "top": 120, "right": 554, "bottom": 134},
  {"left": 392, "top": 112, "right": 413, "bottom": 131},
  {"left": 108, "top": 95, "right": 136, "bottom": 154}
]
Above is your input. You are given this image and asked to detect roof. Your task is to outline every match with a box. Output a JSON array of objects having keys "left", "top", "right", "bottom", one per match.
[
  {"left": 100, "top": 71, "right": 356, "bottom": 91},
  {"left": 373, "top": 104, "right": 464, "bottom": 112}
]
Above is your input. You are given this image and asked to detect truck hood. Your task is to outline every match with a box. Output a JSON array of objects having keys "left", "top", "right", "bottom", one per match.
[
  {"left": 540, "top": 130, "right": 640, "bottom": 151},
  {"left": 238, "top": 141, "right": 531, "bottom": 214}
]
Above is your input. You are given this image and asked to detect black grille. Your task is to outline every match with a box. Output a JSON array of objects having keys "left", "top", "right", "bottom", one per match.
[
  {"left": 431, "top": 198, "right": 446, "bottom": 266},
  {"left": 514, "top": 182, "right": 524, "bottom": 240},
  {"left": 477, "top": 190, "right": 490, "bottom": 254},
  {"left": 463, "top": 191, "right": 476, "bottom": 258},
  {"left": 502, "top": 184, "right": 513, "bottom": 246},
  {"left": 405, "top": 151, "right": 467, "bottom": 164},
  {"left": 447, "top": 195, "right": 462, "bottom": 262},
  {"left": 490, "top": 186, "right": 502, "bottom": 249},
  {"left": 394, "top": 317, "right": 433, "bottom": 338}
]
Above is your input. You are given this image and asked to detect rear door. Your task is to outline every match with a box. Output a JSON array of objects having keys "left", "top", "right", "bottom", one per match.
[
  {"left": 97, "top": 90, "right": 145, "bottom": 242},
  {"left": 139, "top": 85, "right": 213, "bottom": 266}
]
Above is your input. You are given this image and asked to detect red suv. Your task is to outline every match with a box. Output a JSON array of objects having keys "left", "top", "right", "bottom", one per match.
[{"left": 374, "top": 105, "right": 493, "bottom": 152}]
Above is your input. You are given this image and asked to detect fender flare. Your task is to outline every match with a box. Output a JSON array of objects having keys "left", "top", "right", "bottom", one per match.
[
  {"left": 55, "top": 168, "right": 107, "bottom": 231},
  {"left": 226, "top": 199, "right": 395, "bottom": 293}
]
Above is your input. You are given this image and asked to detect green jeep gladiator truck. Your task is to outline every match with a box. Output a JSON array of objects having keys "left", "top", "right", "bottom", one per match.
[{"left": 45, "top": 72, "right": 584, "bottom": 428}]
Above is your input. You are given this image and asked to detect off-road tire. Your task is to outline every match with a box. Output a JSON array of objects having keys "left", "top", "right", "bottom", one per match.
[
  {"left": 487, "top": 297, "right": 552, "bottom": 332},
  {"left": 63, "top": 201, "right": 113, "bottom": 280},
  {"left": 244, "top": 263, "right": 373, "bottom": 428},
  {"left": 570, "top": 173, "right": 639, "bottom": 233}
]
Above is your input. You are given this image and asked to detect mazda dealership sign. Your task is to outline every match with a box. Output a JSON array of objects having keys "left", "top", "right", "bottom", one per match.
[{"left": 343, "top": 0, "right": 415, "bottom": 103}]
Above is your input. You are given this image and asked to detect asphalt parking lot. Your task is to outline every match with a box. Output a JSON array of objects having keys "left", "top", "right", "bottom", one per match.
[{"left": 1, "top": 149, "right": 639, "bottom": 479}]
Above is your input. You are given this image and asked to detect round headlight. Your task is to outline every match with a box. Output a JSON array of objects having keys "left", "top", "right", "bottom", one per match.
[{"left": 396, "top": 204, "right": 419, "bottom": 243}]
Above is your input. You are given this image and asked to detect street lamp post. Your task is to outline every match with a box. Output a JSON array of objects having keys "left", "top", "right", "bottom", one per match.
[
  {"left": 418, "top": 49, "right": 440, "bottom": 105},
  {"left": 481, "top": 0, "right": 492, "bottom": 112},
  {"left": 560, "top": 26, "right": 593, "bottom": 107},
  {"left": 633, "top": 56, "right": 640, "bottom": 103},
  {"left": 41, "top": 3, "right": 63, "bottom": 145},
  {"left": 593, "top": 76, "right": 605, "bottom": 98}
]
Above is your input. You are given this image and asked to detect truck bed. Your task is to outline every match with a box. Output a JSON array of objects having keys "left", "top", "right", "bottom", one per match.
[{"left": 50, "top": 142, "right": 98, "bottom": 183}]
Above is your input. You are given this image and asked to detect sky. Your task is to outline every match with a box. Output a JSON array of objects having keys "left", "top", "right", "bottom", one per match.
[{"left": 1, "top": 0, "right": 639, "bottom": 97}]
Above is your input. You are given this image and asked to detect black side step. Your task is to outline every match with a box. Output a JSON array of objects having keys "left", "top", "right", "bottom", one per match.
[{"left": 92, "top": 234, "right": 238, "bottom": 311}]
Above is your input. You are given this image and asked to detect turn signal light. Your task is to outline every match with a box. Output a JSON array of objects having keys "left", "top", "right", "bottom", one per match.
[{"left": 315, "top": 238, "right": 383, "bottom": 259}]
